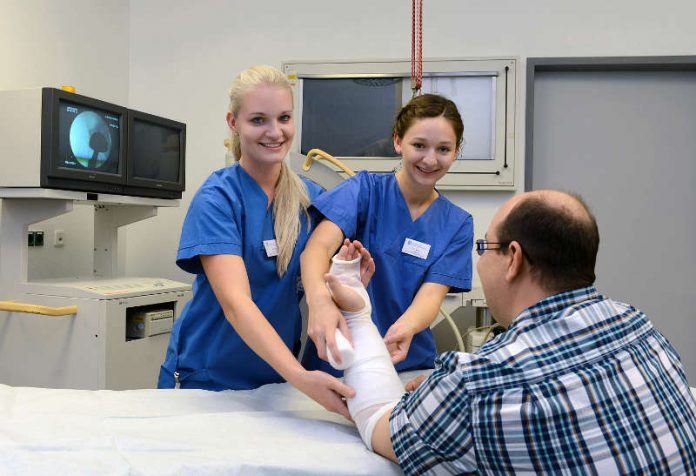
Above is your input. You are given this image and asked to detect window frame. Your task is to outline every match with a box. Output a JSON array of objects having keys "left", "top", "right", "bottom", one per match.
[{"left": 283, "top": 58, "right": 517, "bottom": 190}]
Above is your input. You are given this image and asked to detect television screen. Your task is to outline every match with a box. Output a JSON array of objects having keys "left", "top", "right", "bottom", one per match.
[
  {"left": 33, "top": 87, "right": 183, "bottom": 198},
  {"left": 126, "top": 109, "right": 185, "bottom": 198},
  {"left": 131, "top": 119, "right": 181, "bottom": 183},
  {"left": 57, "top": 99, "right": 121, "bottom": 175}
]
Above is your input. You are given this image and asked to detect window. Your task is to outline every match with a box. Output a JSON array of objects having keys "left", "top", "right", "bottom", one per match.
[{"left": 283, "top": 58, "right": 517, "bottom": 190}]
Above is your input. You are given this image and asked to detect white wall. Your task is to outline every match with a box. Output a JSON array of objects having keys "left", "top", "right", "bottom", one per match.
[
  {"left": 0, "top": 0, "right": 129, "bottom": 100},
  {"left": 0, "top": 0, "right": 130, "bottom": 279},
  {"left": 126, "top": 0, "right": 696, "bottom": 285},
  {"left": 125, "top": 0, "right": 696, "bottom": 380},
  {"left": 2, "top": 0, "right": 695, "bottom": 373}
]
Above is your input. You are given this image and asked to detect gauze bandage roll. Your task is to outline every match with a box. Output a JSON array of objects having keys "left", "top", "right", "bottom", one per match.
[
  {"left": 328, "top": 328, "right": 355, "bottom": 370},
  {"left": 325, "top": 255, "right": 404, "bottom": 450}
]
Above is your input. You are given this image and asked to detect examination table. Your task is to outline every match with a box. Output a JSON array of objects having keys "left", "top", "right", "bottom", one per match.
[
  {"left": 4, "top": 372, "right": 691, "bottom": 475},
  {"left": 0, "top": 372, "right": 416, "bottom": 475}
]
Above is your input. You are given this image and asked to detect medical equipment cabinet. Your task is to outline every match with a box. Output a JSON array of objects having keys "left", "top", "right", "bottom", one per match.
[{"left": 0, "top": 189, "right": 192, "bottom": 390}]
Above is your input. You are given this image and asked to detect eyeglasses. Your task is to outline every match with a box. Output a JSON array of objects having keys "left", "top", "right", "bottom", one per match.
[
  {"left": 475, "top": 239, "right": 510, "bottom": 256},
  {"left": 475, "top": 239, "right": 535, "bottom": 264}
]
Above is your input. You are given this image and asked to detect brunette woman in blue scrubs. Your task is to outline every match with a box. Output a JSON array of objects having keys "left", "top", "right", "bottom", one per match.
[
  {"left": 159, "top": 65, "right": 354, "bottom": 418},
  {"left": 301, "top": 94, "right": 474, "bottom": 375}
]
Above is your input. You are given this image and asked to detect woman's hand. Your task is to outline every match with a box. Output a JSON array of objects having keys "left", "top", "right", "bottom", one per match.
[
  {"left": 290, "top": 369, "right": 356, "bottom": 420},
  {"left": 384, "top": 283, "right": 450, "bottom": 364},
  {"left": 349, "top": 240, "right": 375, "bottom": 287},
  {"left": 383, "top": 319, "right": 417, "bottom": 364},
  {"left": 307, "top": 298, "right": 351, "bottom": 364},
  {"left": 331, "top": 239, "right": 375, "bottom": 286},
  {"left": 303, "top": 222, "right": 354, "bottom": 365}
]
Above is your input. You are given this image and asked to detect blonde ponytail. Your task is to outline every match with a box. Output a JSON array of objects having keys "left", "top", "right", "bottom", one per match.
[
  {"left": 228, "top": 133, "right": 241, "bottom": 163},
  {"left": 227, "top": 65, "right": 310, "bottom": 276},
  {"left": 273, "top": 161, "right": 311, "bottom": 276}
]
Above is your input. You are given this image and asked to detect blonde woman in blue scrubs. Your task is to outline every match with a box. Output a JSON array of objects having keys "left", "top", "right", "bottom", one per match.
[
  {"left": 159, "top": 65, "right": 354, "bottom": 418},
  {"left": 302, "top": 94, "right": 474, "bottom": 376}
]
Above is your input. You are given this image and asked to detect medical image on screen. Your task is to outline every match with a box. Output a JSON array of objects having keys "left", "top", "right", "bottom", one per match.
[
  {"left": 132, "top": 119, "right": 180, "bottom": 183},
  {"left": 58, "top": 100, "right": 120, "bottom": 174}
]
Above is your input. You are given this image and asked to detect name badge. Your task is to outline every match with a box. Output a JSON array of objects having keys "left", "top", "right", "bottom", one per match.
[
  {"left": 402, "top": 238, "right": 430, "bottom": 260},
  {"left": 263, "top": 239, "right": 279, "bottom": 258}
]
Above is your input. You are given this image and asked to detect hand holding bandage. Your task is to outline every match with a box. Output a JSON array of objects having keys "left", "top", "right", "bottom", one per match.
[
  {"left": 325, "top": 248, "right": 404, "bottom": 450},
  {"left": 324, "top": 254, "right": 365, "bottom": 370}
]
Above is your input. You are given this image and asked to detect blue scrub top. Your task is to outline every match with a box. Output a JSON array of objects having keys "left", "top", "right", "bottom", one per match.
[
  {"left": 302, "top": 171, "right": 473, "bottom": 375},
  {"left": 159, "top": 163, "right": 323, "bottom": 390}
]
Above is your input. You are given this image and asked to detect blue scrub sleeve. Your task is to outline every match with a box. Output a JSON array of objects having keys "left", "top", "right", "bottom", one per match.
[
  {"left": 425, "top": 213, "right": 474, "bottom": 292},
  {"left": 310, "top": 171, "right": 370, "bottom": 239},
  {"left": 176, "top": 186, "right": 243, "bottom": 275}
]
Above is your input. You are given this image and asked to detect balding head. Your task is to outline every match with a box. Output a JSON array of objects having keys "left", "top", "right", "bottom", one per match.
[
  {"left": 528, "top": 189, "right": 593, "bottom": 223},
  {"left": 494, "top": 190, "right": 599, "bottom": 293}
]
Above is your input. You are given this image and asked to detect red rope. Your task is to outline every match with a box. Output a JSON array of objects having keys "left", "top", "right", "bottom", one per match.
[{"left": 411, "top": 0, "right": 423, "bottom": 96}]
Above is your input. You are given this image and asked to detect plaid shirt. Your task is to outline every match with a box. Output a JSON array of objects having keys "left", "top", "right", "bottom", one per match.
[{"left": 390, "top": 287, "right": 696, "bottom": 475}]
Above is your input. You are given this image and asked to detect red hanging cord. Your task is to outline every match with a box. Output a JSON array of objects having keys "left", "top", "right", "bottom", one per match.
[{"left": 411, "top": 0, "right": 423, "bottom": 96}]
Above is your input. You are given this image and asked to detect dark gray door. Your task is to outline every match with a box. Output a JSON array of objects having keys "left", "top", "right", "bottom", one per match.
[{"left": 528, "top": 63, "right": 696, "bottom": 382}]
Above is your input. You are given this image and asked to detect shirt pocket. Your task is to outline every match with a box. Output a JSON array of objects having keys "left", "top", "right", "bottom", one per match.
[{"left": 400, "top": 252, "right": 430, "bottom": 269}]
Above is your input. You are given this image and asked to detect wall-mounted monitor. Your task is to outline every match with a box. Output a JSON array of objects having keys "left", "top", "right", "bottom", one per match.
[
  {"left": 127, "top": 110, "right": 185, "bottom": 199},
  {"left": 0, "top": 87, "right": 186, "bottom": 199},
  {"left": 42, "top": 88, "right": 128, "bottom": 194}
]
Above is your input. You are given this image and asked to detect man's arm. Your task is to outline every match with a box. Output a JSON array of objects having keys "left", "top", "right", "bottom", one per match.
[
  {"left": 371, "top": 409, "right": 398, "bottom": 462},
  {"left": 370, "top": 373, "right": 427, "bottom": 461},
  {"left": 326, "top": 245, "right": 402, "bottom": 451}
]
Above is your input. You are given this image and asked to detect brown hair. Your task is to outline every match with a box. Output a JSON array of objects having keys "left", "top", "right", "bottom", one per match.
[{"left": 393, "top": 94, "right": 464, "bottom": 148}]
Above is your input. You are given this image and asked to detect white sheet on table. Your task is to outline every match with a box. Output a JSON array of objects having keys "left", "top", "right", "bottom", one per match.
[{"left": 0, "top": 376, "right": 409, "bottom": 476}]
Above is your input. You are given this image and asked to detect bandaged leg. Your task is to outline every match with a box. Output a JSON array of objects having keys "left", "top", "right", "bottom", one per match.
[{"left": 326, "top": 255, "right": 404, "bottom": 450}]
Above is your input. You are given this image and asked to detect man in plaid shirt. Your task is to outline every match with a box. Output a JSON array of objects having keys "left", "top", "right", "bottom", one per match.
[{"left": 368, "top": 190, "right": 696, "bottom": 474}]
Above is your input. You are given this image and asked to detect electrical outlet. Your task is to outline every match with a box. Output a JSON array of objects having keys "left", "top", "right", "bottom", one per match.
[{"left": 54, "top": 229, "right": 65, "bottom": 247}]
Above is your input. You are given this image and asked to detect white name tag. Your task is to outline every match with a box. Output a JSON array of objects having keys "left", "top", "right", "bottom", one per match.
[
  {"left": 263, "top": 239, "right": 279, "bottom": 258},
  {"left": 402, "top": 238, "right": 430, "bottom": 260}
]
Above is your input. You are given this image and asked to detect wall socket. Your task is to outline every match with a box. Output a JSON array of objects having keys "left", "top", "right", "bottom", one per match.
[{"left": 54, "top": 229, "right": 65, "bottom": 247}]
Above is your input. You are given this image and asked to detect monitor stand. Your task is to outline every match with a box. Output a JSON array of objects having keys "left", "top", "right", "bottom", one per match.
[{"left": 0, "top": 188, "right": 192, "bottom": 390}]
